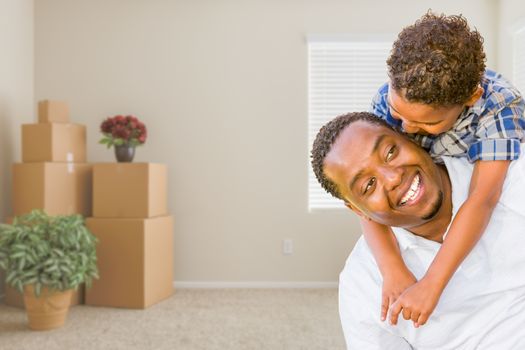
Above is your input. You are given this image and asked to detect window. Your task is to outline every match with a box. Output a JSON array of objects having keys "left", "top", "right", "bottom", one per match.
[
  {"left": 308, "top": 36, "right": 391, "bottom": 210},
  {"left": 513, "top": 26, "right": 525, "bottom": 95}
]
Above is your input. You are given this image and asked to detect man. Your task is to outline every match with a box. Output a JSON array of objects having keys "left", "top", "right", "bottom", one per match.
[{"left": 311, "top": 112, "right": 525, "bottom": 349}]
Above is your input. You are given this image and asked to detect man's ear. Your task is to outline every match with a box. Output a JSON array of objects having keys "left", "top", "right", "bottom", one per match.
[
  {"left": 344, "top": 202, "right": 363, "bottom": 216},
  {"left": 465, "top": 86, "right": 484, "bottom": 107},
  {"left": 345, "top": 202, "right": 372, "bottom": 221}
]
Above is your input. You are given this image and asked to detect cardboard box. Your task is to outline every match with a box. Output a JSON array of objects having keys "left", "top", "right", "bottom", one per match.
[
  {"left": 22, "top": 123, "right": 86, "bottom": 163},
  {"left": 93, "top": 163, "right": 167, "bottom": 218},
  {"left": 85, "top": 216, "right": 174, "bottom": 309},
  {"left": 4, "top": 284, "right": 84, "bottom": 308},
  {"left": 12, "top": 163, "right": 92, "bottom": 217},
  {"left": 38, "top": 100, "right": 69, "bottom": 123}
]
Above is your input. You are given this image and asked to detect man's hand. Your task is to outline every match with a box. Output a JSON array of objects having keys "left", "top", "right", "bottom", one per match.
[
  {"left": 389, "top": 277, "right": 444, "bottom": 327},
  {"left": 381, "top": 268, "right": 417, "bottom": 321}
]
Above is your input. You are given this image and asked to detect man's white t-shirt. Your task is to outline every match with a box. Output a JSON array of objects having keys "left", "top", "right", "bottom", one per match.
[{"left": 339, "top": 150, "right": 525, "bottom": 349}]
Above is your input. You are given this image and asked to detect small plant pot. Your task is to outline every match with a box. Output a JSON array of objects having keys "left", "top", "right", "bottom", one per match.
[
  {"left": 114, "top": 144, "right": 136, "bottom": 162},
  {"left": 23, "top": 285, "right": 73, "bottom": 331}
]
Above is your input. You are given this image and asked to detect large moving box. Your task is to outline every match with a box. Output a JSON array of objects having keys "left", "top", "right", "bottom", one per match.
[
  {"left": 12, "top": 163, "right": 93, "bottom": 217},
  {"left": 85, "top": 215, "right": 174, "bottom": 308},
  {"left": 22, "top": 123, "right": 86, "bottom": 162},
  {"left": 93, "top": 163, "right": 167, "bottom": 218}
]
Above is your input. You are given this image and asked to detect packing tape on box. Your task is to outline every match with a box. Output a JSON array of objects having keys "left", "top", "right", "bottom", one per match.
[
  {"left": 68, "top": 163, "right": 74, "bottom": 173},
  {"left": 67, "top": 152, "right": 74, "bottom": 162}
]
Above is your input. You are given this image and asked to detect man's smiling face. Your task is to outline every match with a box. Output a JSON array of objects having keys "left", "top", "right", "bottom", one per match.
[{"left": 323, "top": 121, "right": 445, "bottom": 228}]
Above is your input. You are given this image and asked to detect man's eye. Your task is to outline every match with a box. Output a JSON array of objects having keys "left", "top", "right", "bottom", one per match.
[
  {"left": 386, "top": 146, "right": 396, "bottom": 162},
  {"left": 364, "top": 178, "right": 376, "bottom": 194}
]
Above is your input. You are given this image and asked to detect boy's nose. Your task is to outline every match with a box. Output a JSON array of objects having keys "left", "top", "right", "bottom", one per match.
[{"left": 402, "top": 121, "right": 420, "bottom": 134}]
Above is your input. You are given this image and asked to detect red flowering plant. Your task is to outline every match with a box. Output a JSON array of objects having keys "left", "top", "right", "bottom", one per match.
[{"left": 99, "top": 115, "right": 147, "bottom": 148}]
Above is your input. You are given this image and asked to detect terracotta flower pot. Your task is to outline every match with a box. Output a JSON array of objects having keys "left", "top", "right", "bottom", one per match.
[{"left": 23, "top": 285, "right": 73, "bottom": 331}]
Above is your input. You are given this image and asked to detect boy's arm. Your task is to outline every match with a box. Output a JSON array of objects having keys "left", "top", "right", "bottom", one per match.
[
  {"left": 389, "top": 160, "right": 510, "bottom": 327},
  {"left": 360, "top": 218, "right": 416, "bottom": 321}
]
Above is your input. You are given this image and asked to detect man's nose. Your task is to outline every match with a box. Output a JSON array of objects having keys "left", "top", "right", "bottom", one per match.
[{"left": 380, "top": 165, "right": 403, "bottom": 191}]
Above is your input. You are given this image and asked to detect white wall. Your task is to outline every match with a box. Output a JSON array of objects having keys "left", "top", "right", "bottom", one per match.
[
  {"left": 0, "top": 0, "right": 34, "bottom": 296},
  {"left": 34, "top": 0, "right": 497, "bottom": 284},
  {"left": 497, "top": 0, "right": 525, "bottom": 81}
]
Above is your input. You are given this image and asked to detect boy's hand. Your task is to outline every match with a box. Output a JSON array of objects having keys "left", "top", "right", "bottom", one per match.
[
  {"left": 381, "top": 268, "right": 417, "bottom": 321},
  {"left": 389, "top": 277, "right": 443, "bottom": 327}
]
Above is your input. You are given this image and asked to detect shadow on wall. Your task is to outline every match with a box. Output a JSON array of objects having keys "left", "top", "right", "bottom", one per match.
[
  {"left": 0, "top": 98, "right": 15, "bottom": 297},
  {"left": 0, "top": 99, "right": 14, "bottom": 220}
]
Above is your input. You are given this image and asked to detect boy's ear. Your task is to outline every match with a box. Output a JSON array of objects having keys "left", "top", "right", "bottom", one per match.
[{"left": 465, "top": 86, "right": 484, "bottom": 107}]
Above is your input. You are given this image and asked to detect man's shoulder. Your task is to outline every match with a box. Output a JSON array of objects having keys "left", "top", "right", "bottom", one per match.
[
  {"left": 343, "top": 236, "right": 372, "bottom": 264},
  {"left": 340, "top": 237, "right": 380, "bottom": 285}
]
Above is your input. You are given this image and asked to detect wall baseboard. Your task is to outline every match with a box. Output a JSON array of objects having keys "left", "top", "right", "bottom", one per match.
[
  {"left": 0, "top": 284, "right": 337, "bottom": 300},
  {"left": 173, "top": 281, "right": 338, "bottom": 289}
]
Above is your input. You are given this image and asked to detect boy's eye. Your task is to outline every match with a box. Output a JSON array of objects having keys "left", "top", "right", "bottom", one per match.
[
  {"left": 364, "top": 178, "right": 376, "bottom": 194},
  {"left": 386, "top": 146, "right": 396, "bottom": 162}
]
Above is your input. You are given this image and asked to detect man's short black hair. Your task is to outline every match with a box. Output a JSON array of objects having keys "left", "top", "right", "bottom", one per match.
[{"left": 311, "top": 112, "right": 394, "bottom": 200}]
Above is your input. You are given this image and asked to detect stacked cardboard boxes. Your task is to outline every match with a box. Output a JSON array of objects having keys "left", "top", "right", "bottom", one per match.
[
  {"left": 4, "top": 100, "right": 92, "bottom": 308},
  {"left": 86, "top": 163, "right": 174, "bottom": 309}
]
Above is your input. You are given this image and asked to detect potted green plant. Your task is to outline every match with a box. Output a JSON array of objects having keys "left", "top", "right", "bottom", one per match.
[
  {"left": 99, "top": 114, "right": 147, "bottom": 162},
  {"left": 0, "top": 210, "right": 99, "bottom": 330}
]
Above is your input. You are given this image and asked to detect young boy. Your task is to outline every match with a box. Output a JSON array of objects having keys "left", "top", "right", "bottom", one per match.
[{"left": 365, "top": 11, "right": 525, "bottom": 327}]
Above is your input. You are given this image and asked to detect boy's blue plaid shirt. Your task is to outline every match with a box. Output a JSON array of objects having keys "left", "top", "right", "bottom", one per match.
[{"left": 370, "top": 69, "right": 525, "bottom": 163}]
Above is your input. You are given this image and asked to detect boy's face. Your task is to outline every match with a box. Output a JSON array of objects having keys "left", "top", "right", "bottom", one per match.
[{"left": 387, "top": 86, "right": 465, "bottom": 135}]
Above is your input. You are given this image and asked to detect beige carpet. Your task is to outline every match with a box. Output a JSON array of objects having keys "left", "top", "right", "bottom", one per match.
[{"left": 0, "top": 289, "right": 345, "bottom": 350}]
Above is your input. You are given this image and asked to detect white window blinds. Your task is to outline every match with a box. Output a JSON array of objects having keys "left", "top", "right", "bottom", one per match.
[
  {"left": 308, "top": 37, "right": 391, "bottom": 210},
  {"left": 513, "top": 27, "right": 525, "bottom": 95}
]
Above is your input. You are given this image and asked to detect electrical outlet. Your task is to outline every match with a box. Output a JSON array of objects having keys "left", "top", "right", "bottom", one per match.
[{"left": 283, "top": 239, "right": 293, "bottom": 255}]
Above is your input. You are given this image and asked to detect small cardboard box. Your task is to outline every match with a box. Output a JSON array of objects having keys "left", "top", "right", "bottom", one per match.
[
  {"left": 85, "top": 215, "right": 174, "bottom": 309},
  {"left": 12, "top": 163, "right": 92, "bottom": 217},
  {"left": 22, "top": 123, "right": 86, "bottom": 163},
  {"left": 93, "top": 163, "right": 167, "bottom": 218},
  {"left": 4, "top": 284, "right": 84, "bottom": 308},
  {"left": 38, "top": 100, "right": 69, "bottom": 123}
]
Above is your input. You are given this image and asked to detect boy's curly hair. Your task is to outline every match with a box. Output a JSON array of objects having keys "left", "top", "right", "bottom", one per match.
[{"left": 387, "top": 11, "right": 486, "bottom": 106}]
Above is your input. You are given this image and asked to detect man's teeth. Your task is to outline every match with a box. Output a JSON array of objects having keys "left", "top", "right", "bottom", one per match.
[{"left": 400, "top": 174, "right": 420, "bottom": 205}]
